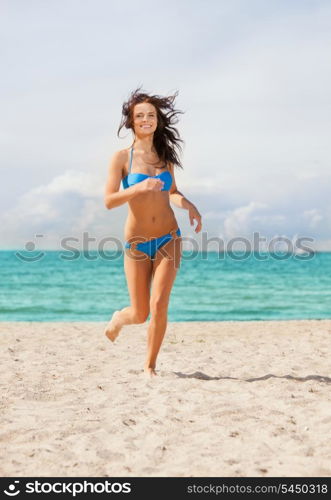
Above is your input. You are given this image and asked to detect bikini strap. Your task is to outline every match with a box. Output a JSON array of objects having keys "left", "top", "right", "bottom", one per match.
[{"left": 129, "top": 146, "right": 134, "bottom": 173}]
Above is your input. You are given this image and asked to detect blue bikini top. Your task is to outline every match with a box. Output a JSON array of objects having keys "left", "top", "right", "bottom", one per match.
[{"left": 122, "top": 146, "right": 172, "bottom": 191}]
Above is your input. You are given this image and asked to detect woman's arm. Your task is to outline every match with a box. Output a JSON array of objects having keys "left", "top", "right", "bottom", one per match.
[
  {"left": 169, "top": 163, "right": 202, "bottom": 233},
  {"left": 104, "top": 151, "right": 139, "bottom": 209},
  {"left": 169, "top": 189, "right": 194, "bottom": 210}
]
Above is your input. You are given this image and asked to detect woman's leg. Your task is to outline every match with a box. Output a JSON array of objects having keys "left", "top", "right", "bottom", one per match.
[
  {"left": 105, "top": 249, "right": 153, "bottom": 341},
  {"left": 145, "top": 236, "right": 182, "bottom": 375}
]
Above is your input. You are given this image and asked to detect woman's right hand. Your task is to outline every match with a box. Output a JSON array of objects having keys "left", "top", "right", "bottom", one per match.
[{"left": 135, "top": 177, "right": 164, "bottom": 193}]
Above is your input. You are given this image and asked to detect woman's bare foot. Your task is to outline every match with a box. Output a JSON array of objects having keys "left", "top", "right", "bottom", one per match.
[
  {"left": 143, "top": 365, "right": 157, "bottom": 378},
  {"left": 104, "top": 310, "right": 122, "bottom": 342}
]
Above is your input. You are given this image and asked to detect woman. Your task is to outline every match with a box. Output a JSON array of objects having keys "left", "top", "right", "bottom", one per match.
[{"left": 103, "top": 87, "right": 202, "bottom": 377}]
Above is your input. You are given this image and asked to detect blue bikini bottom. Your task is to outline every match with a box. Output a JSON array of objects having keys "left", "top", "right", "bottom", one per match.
[{"left": 124, "top": 227, "right": 181, "bottom": 259}]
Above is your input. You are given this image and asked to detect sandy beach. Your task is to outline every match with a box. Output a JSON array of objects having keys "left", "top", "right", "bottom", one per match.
[{"left": 0, "top": 319, "right": 330, "bottom": 477}]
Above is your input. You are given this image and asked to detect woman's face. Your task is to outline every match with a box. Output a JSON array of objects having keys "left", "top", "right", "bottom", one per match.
[{"left": 132, "top": 102, "right": 157, "bottom": 136}]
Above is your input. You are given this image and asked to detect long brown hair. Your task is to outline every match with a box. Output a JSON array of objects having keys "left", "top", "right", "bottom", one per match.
[{"left": 117, "top": 86, "right": 185, "bottom": 169}]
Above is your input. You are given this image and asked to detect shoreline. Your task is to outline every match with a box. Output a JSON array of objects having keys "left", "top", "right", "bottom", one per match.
[{"left": 1, "top": 317, "right": 331, "bottom": 323}]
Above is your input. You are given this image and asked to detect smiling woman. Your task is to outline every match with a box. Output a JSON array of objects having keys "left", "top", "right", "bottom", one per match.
[
  {"left": 103, "top": 86, "right": 202, "bottom": 377},
  {"left": 117, "top": 86, "right": 186, "bottom": 169}
]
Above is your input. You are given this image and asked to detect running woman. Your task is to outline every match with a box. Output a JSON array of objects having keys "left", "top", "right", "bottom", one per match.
[{"left": 104, "top": 87, "right": 202, "bottom": 377}]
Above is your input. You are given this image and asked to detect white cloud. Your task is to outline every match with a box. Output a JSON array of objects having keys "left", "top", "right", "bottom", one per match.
[
  {"left": 44, "top": 170, "right": 103, "bottom": 197},
  {"left": 0, "top": 170, "right": 126, "bottom": 248},
  {"left": 223, "top": 202, "right": 268, "bottom": 239},
  {"left": 303, "top": 209, "right": 324, "bottom": 228}
]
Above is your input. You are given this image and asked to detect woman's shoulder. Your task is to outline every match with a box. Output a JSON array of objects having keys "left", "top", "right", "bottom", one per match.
[
  {"left": 112, "top": 148, "right": 132, "bottom": 176},
  {"left": 111, "top": 148, "right": 131, "bottom": 165},
  {"left": 115, "top": 147, "right": 131, "bottom": 157},
  {"left": 107, "top": 149, "right": 130, "bottom": 177}
]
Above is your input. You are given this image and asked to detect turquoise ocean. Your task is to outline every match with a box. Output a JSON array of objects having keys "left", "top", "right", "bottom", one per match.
[{"left": 0, "top": 250, "right": 330, "bottom": 322}]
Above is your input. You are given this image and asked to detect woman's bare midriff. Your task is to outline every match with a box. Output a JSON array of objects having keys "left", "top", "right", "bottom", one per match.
[{"left": 124, "top": 191, "right": 178, "bottom": 240}]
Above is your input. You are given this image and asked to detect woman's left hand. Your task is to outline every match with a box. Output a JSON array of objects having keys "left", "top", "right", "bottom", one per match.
[{"left": 188, "top": 205, "right": 202, "bottom": 233}]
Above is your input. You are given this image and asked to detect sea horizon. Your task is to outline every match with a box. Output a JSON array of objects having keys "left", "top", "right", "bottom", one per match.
[{"left": 1, "top": 250, "right": 330, "bottom": 322}]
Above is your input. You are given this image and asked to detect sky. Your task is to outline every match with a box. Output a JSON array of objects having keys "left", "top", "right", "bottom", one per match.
[{"left": 1, "top": 0, "right": 330, "bottom": 251}]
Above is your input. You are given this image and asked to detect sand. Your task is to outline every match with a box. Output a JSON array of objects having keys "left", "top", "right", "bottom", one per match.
[{"left": 0, "top": 319, "right": 330, "bottom": 477}]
